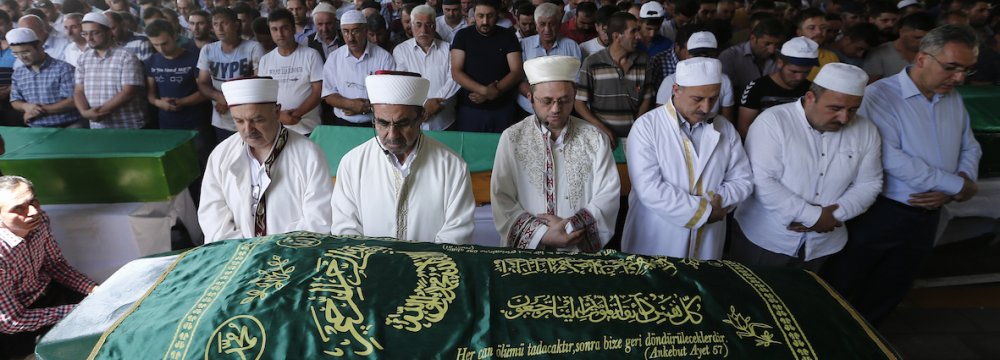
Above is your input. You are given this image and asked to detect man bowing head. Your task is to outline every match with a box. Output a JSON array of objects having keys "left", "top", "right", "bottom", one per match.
[
  {"left": 199, "top": 77, "right": 334, "bottom": 243},
  {"left": 331, "top": 71, "right": 476, "bottom": 244}
]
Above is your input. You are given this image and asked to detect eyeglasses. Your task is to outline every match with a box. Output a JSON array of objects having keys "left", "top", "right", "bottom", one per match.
[
  {"left": 924, "top": 52, "right": 977, "bottom": 76},
  {"left": 342, "top": 28, "right": 366, "bottom": 37},
  {"left": 80, "top": 30, "right": 105, "bottom": 37},
  {"left": 11, "top": 50, "right": 33, "bottom": 57},
  {"left": 534, "top": 97, "right": 572, "bottom": 107},
  {"left": 374, "top": 118, "right": 417, "bottom": 130}
]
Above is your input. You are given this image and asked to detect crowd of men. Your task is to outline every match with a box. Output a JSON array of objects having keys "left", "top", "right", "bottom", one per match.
[{"left": 0, "top": 0, "right": 995, "bottom": 357}]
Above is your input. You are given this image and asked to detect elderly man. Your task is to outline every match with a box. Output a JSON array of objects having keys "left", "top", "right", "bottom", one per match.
[
  {"left": 655, "top": 30, "right": 735, "bottom": 122},
  {"left": 322, "top": 10, "right": 395, "bottom": 126},
  {"left": 73, "top": 12, "right": 146, "bottom": 128},
  {"left": 621, "top": 57, "right": 752, "bottom": 259},
  {"left": 0, "top": 176, "right": 97, "bottom": 358},
  {"left": 821, "top": 25, "right": 982, "bottom": 324},
  {"left": 331, "top": 71, "right": 476, "bottom": 244},
  {"left": 199, "top": 77, "right": 334, "bottom": 243},
  {"left": 392, "top": 5, "right": 460, "bottom": 131},
  {"left": 493, "top": 56, "right": 620, "bottom": 252},
  {"left": 61, "top": 13, "right": 87, "bottom": 67},
  {"left": 196, "top": 7, "right": 264, "bottom": 140},
  {"left": 310, "top": 2, "right": 341, "bottom": 61},
  {"left": 17, "top": 14, "right": 69, "bottom": 62},
  {"left": 737, "top": 36, "right": 819, "bottom": 139},
  {"left": 258, "top": 9, "right": 324, "bottom": 135},
  {"left": 8, "top": 28, "right": 84, "bottom": 128},
  {"left": 516, "top": 3, "right": 581, "bottom": 115},
  {"left": 734, "top": 63, "right": 883, "bottom": 271}
]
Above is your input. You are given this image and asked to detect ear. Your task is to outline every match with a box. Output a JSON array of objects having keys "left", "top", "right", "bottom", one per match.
[
  {"left": 671, "top": 83, "right": 680, "bottom": 95},
  {"left": 274, "top": 103, "right": 282, "bottom": 115}
]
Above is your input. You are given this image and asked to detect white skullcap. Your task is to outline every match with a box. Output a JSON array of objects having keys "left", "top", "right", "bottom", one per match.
[
  {"left": 221, "top": 78, "right": 279, "bottom": 106},
  {"left": 675, "top": 57, "right": 722, "bottom": 86},
  {"left": 366, "top": 72, "right": 430, "bottom": 106},
  {"left": 5, "top": 28, "right": 37, "bottom": 45},
  {"left": 686, "top": 31, "right": 717, "bottom": 52},
  {"left": 813, "top": 63, "right": 868, "bottom": 97},
  {"left": 524, "top": 56, "right": 580, "bottom": 85},
  {"left": 897, "top": 0, "right": 919, "bottom": 9},
  {"left": 82, "top": 12, "right": 110, "bottom": 28},
  {"left": 639, "top": 2, "right": 664, "bottom": 19},
  {"left": 780, "top": 36, "right": 820, "bottom": 66},
  {"left": 312, "top": 2, "right": 337, "bottom": 16},
  {"left": 341, "top": 10, "right": 366, "bottom": 26},
  {"left": 52, "top": 0, "right": 64, "bottom": 4}
]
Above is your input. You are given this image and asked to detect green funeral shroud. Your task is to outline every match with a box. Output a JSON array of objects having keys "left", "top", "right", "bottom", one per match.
[
  {"left": 310, "top": 125, "right": 627, "bottom": 174},
  {"left": 959, "top": 86, "right": 1000, "bottom": 133},
  {"left": 87, "top": 232, "right": 898, "bottom": 360},
  {"left": 0, "top": 128, "right": 199, "bottom": 204}
]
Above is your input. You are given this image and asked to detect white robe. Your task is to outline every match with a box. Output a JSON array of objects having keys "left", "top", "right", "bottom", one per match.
[
  {"left": 330, "top": 136, "right": 475, "bottom": 244},
  {"left": 491, "top": 116, "right": 621, "bottom": 251},
  {"left": 622, "top": 101, "right": 753, "bottom": 259},
  {"left": 199, "top": 130, "right": 335, "bottom": 243}
]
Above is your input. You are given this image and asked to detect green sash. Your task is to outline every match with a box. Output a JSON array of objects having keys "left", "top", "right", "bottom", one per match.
[{"left": 88, "top": 232, "right": 898, "bottom": 359}]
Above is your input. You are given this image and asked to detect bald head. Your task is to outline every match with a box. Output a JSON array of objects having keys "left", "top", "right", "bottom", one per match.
[{"left": 17, "top": 15, "right": 48, "bottom": 41}]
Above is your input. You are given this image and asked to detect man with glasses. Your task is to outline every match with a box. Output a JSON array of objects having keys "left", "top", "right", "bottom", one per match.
[
  {"left": 8, "top": 28, "right": 83, "bottom": 127},
  {"left": 322, "top": 10, "right": 395, "bottom": 127},
  {"left": 492, "top": 56, "right": 620, "bottom": 252},
  {"left": 330, "top": 71, "right": 475, "bottom": 244},
  {"left": 820, "top": 25, "right": 982, "bottom": 325},
  {"left": 73, "top": 12, "right": 146, "bottom": 128}
]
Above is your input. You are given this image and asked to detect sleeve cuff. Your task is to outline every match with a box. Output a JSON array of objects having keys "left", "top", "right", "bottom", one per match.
[
  {"left": 527, "top": 225, "right": 547, "bottom": 250},
  {"left": 799, "top": 205, "right": 823, "bottom": 228},
  {"left": 939, "top": 173, "right": 965, "bottom": 195}
]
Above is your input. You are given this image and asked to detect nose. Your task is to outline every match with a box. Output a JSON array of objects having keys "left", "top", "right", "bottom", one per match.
[
  {"left": 26, "top": 203, "right": 38, "bottom": 217},
  {"left": 952, "top": 70, "right": 968, "bottom": 83}
]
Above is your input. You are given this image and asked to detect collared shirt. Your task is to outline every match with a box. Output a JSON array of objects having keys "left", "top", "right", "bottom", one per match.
[
  {"left": 43, "top": 32, "right": 70, "bottom": 61},
  {"left": 0, "top": 212, "right": 97, "bottom": 334},
  {"left": 736, "top": 100, "right": 883, "bottom": 261},
  {"left": 859, "top": 67, "right": 982, "bottom": 204},
  {"left": 575, "top": 48, "right": 654, "bottom": 137},
  {"left": 295, "top": 21, "right": 316, "bottom": 45},
  {"left": 11, "top": 57, "right": 83, "bottom": 127},
  {"left": 321, "top": 42, "right": 396, "bottom": 123},
  {"left": 648, "top": 47, "right": 678, "bottom": 89},
  {"left": 380, "top": 135, "right": 420, "bottom": 177},
  {"left": 121, "top": 33, "right": 154, "bottom": 61},
  {"left": 392, "top": 38, "right": 460, "bottom": 130},
  {"left": 719, "top": 41, "right": 777, "bottom": 97},
  {"left": 75, "top": 46, "right": 147, "bottom": 128},
  {"left": 435, "top": 15, "right": 467, "bottom": 43},
  {"left": 312, "top": 33, "right": 340, "bottom": 59},
  {"left": 675, "top": 107, "right": 709, "bottom": 154},
  {"left": 61, "top": 41, "right": 88, "bottom": 68},
  {"left": 517, "top": 35, "right": 582, "bottom": 114}
]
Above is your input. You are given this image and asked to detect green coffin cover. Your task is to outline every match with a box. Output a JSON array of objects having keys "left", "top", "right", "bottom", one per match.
[
  {"left": 958, "top": 86, "right": 1000, "bottom": 133},
  {"left": 0, "top": 128, "right": 199, "bottom": 204},
  {"left": 87, "top": 232, "right": 897, "bottom": 359}
]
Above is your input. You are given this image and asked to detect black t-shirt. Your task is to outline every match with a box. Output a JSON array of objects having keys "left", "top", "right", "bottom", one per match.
[
  {"left": 739, "top": 75, "right": 811, "bottom": 111},
  {"left": 450, "top": 26, "right": 521, "bottom": 109}
]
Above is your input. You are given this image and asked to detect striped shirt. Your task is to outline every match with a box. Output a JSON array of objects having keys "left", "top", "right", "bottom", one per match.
[
  {"left": 11, "top": 57, "right": 83, "bottom": 127},
  {"left": 0, "top": 212, "right": 96, "bottom": 334},
  {"left": 576, "top": 48, "right": 654, "bottom": 137},
  {"left": 75, "top": 46, "right": 147, "bottom": 128}
]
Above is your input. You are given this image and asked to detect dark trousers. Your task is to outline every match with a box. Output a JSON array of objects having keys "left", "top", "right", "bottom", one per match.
[
  {"left": 214, "top": 127, "right": 237, "bottom": 143},
  {"left": 454, "top": 103, "right": 516, "bottom": 133},
  {"left": 330, "top": 117, "right": 374, "bottom": 127},
  {"left": 729, "top": 223, "right": 829, "bottom": 272},
  {"left": 819, "top": 196, "right": 940, "bottom": 325},
  {"left": 0, "top": 282, "right": 86, "bottom": 358}
]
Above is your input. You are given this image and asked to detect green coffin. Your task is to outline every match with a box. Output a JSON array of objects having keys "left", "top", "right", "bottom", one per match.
[
  {"left": 959, "top": 86, "right": 1000, "bottom": 133},
  {"left": 0, "top": 128, "right": 199, "bottom": 204},
  {"left": 78, "top": 232, "right": 897, "bottom": 359}
]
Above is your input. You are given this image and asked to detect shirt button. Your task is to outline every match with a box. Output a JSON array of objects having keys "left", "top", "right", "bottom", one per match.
[
  {"left": 815, "top": 192, "right": 820, "bottom": 196},
  {"left": 820, "top": 173, "right": 824, "bottom": 176},
  {"left": 821, "top": 153, "right": 825, "bottom": 156}
]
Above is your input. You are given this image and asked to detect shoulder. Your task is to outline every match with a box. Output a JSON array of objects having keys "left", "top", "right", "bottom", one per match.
[{"left": 422, "top": 136, "right": 468, "bottom": 168}]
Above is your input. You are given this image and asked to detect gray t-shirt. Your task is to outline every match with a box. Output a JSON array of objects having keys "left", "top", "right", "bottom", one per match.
[
  {"left": 197, "top": 40, "right": 264, "bottom": 131},
  {"left": 862, "top": 42, "right": 910, "bottom": 77}
]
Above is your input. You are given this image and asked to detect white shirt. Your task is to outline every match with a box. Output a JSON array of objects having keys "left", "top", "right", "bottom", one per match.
[
  {"left": 580, "top": 37, "right": 606, "bottom": 59},
  {"left": 735, "top": 100, "right": 883, "bottom": 261},
  {"left": 330, "top": 136, "right": 476, "bottom": 244},
  {"left": 44, "top": 31, "right": 70, "bottom": 61},
  {"left": 656, "top": 73, "right": 736, "bottom": 111},
  {"left": 321, "top": 42, "right": 396, "bottom": 123},
  {"left": 435, "top": 15, "right": 467, "bottom": 43},
  {"left": 258, "top": 45, "right": 325, "bottom": 134},
  {"left": 392, "top": 38, "right": 460, "bottom": 130},
  {"left": 61, "top": 41, "right": 87, "bottom": 67},
  {"left": 492, "top": 116, "right": 621, "bottom": 251}
]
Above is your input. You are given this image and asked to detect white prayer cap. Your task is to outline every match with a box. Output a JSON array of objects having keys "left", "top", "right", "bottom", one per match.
[
  {"left": 675, "top": 57, "right": 722, "bottom": 87},
  {"left": 5, "top": 28, "right": 38, "bottom": 45},
  {"left": 52, "top": 0, "right": 63, "bottom": 5},
  {"left": 221, "top": 77, "right": 279, "bottom": 106},
  {"left": 523, "top": 56, "right": 580, "bottom": 85},
  {"left": 897, "top": 0, "right": 920, "bottom": 9},
  {"left": 813, "top": 63, "right": 868, "bottom": 97},
  {"left": 82, "top": 12, "right": 110, "bottom": 28},
  {"left": 312, "top": 2, "right": 337, "bottom": 16},
  {"left": 366, "top": 71, "right": 430, "bottom": 106},
  {"left": 341, "top": 10, "right": 366, "bottom": 26},
  {"left": 780, "top": 36, "right": 820, "bottom": 67},
  {"left": 639, "top": 2, "right": 664, "bottom": 19},
  {"left": 686, "top": 31, "right": 717, "bottom": 54}
]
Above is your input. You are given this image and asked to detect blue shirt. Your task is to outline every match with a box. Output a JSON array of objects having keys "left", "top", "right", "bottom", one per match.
[
  {"left": 858, "top": 67, "right": 982, "bottom": 205},
  {"left": 517, "top": 35, "right": 582, "bottom": 113},
  {"left": 638, "top": 35, "right": 673, "bottom": 58},
  {"left": 10, "top": 57, "right": 83, "bottom": 127},
  {"left": 0, "top": 46, "right": 15, "bottom": 86},
  {"left": 144, "top": 48, "right": 209, "bottom": 129}
]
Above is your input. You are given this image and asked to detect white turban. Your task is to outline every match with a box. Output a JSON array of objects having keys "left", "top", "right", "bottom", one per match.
[
  {"left": 82, "top": 13, "right": 110, "bottom": 28},
  {"left": 5, "top": 28, "right": 38, "bottom": 45},
  {"left": 813, "top": 63, "right": 869, "bottom": 97},
  {"left": 221, "top": 78, "right": 279, "bottom": 106},
  {"left": 341, "top": 10, "right": 366, "bottom": 26},
  {"left": 523, "top": 55, "right": 580, "bottom": 85},
  {"left": 366, "top": 72, "right": 430, "bottom": 106},
  {"left": 675, "top": 57, "right": 723, "bottom": 87}
]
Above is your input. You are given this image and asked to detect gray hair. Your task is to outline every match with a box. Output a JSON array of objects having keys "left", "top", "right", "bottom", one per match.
[
  {"left": 919, "top": 24, "right": 979, "bottom": 56},
  {"left": 65, "top": 13, "right": 84, "bottom": 23},
  {"left": 0, "top": 176, "right": 33, "bottom": 193},
  {"left": 808, "top": 83, "right": 827, "bottom": 99},
  {"left": 534, "top": 3, "right": 560, "bottom": 24},
  {"left": 411, "top": 4, "right": 436, "bottom": 20}
]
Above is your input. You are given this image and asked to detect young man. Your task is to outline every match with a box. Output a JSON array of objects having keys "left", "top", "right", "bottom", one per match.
[
  {"left": 257, "top": 9, "right": 324, "bottom": 135},
  {"left": 73, "top": 12, "right": 146, "bottom": 128},
  {"left": 196, "top": 7, "right": 264, "bottom": 141},
  {"left": 8, "top": 28, "right": 84, "bottom": 128},
  {"left": 187, "top": 9, "right": 215, "bottom": 49},
  {"left": 737, "top": 36, "right": 819, "bottom": 139}
]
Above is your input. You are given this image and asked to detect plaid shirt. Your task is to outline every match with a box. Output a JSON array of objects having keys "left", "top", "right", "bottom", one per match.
[
  {"left": 75, "top": 46, "right": 147, "bottom": 128},
  {"left": 122, "top": 33, "right": 154, "bottom": 62},
  {"left": 10, "top": 57, "right": 83, "bottom": 127},
  {"left": 0, "top": 212, "right": 96, "bottom": 334},
  {"left": 648, "top": 47, "right": 678, "bottom": 90}
]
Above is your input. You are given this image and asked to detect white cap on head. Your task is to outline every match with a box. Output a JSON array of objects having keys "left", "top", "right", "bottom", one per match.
[
  {"left": 82, "top": 12, "right": 110, "bottom": 28},
  {"left": 686, "top": 31, "right": 717, "bottom": 53},
  {"left": 341, "top": 10, "right": 366, "bottom": 26},
  {"left": 675, "top": 57, "right": 722, "bottom": 87},
  {"left": 897, "top": 0, "right": 919, "bottom": 9},
  {"left": 5, "top": 28, "right": 38, "bottom": 45},
  {"left": 812, "top": 63, "right": 868, "bottom": 97},
  {"left": 523, "top": 56, "right": 580, "bottom": 85},
  {"left": 52, "top": 0, "right": 64, "bottom": 5},
  {"left": 639, "top": 2, "right": 664, "bottom": 19},
  {"left": 366, "top": 72, "right": 430, "bottom": 106},
  {"left": 780, "top": 36, "right": 820, "bottom": 67},
  {"left": 221, "top": 78, "right": 280, "bottom": 106},
  {"left": 312, "top": 2, "right": 337, "bottom": 16}
]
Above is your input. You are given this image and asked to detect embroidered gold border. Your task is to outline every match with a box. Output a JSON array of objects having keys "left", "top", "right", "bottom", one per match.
[
  {"left": 805, "top": 271, "right": 899, "bottom": 359},
  {"left": 724, "top": 261, "right": 818, "bottom": 359},
  {"left": 87, "top": 250, "right": 191, "bottom": 360}
]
